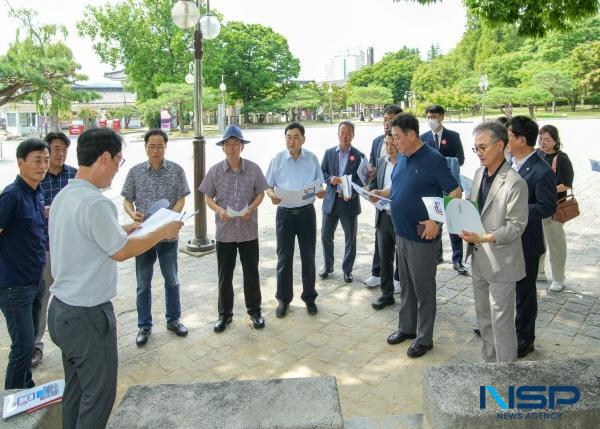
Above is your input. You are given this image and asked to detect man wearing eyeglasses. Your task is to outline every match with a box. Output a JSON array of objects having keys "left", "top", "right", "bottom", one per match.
[
  {"left": 420, "top": 105, "right": 467, "bottom": 275},
  {"left": 121, "top": 129, "right": 191, "bottom": 347},
  {"left": 48, "top": 127, "right": 183, "bottom": 428},
  {"left": 460, "top": 122, "right": 528, "bottom": 362}
]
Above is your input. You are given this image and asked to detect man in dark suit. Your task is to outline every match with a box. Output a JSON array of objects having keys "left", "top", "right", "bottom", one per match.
[
  {"left": 320, "top": 121, "right": 365, "bottom": 283},
  {"left": 507, "top": 116, "right": 557, "bottom": 358},
  {"left": 364, "top": 105, "right": 403, "bottom": 289},
  {"left": 368, "top": 132, "right": 399, "bottom": 309},
  {"left": 420, "top": 104, "right": 467, "bottom": 275}
]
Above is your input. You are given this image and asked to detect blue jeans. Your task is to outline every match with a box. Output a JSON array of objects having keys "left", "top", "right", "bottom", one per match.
[
  {"left": 0, "top": 280, "right": 44, "bottom": 389},
  {"left": 135, "top": 241, "right": 181, "bottom": 328}
]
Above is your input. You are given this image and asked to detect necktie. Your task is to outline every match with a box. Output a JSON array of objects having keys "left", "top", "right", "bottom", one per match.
[{"left": 434, "top": 133, "right": 439, "bottom": 150}]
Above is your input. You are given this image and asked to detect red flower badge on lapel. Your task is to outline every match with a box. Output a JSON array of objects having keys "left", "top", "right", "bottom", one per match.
[
  {"left": 441, "top": 139, "right": 448, "bottom": 145},
  {"left": 349, "top": 155, "right": 356, "bottom": 162}
]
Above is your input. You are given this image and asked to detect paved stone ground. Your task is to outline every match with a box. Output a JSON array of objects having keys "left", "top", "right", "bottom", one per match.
[{"left": 1, "top": 125, "right": 599, "bottom": 425}]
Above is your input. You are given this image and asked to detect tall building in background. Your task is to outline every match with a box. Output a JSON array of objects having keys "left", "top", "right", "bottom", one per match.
[
  {"left": 325, "top": 47, "right": 366, "bottom": 82},
  {"left": 366, "top": 47, "right": 374, "bottom": 66}
]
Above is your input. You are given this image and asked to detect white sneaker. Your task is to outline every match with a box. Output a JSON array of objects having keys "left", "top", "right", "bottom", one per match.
[
  {"left": 393, "top": 280, "right": 401, "bottom": 294},
  {"left": 548, "top": 281, "right": 564, "bottom": 292},
  {"left": 364, "top": 276, "right": 381, "bottom": 288},
  {"left": 537, "top": 273, "right": 547, "bottom": 282}
]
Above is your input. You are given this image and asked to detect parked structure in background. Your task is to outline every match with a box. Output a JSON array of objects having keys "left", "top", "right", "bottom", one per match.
[{"left": 0, "top": 80, "right": 138, "bottom": 137}]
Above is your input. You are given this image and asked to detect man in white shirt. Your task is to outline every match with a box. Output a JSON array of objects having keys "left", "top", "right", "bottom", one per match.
[{"left": 48, "top": 128, "right": 182, "bottom": 429}]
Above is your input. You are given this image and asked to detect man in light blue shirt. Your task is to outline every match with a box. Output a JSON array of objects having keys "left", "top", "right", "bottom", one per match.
[{"left": 266, "top": 122, "right": 325, "bottom": 318}]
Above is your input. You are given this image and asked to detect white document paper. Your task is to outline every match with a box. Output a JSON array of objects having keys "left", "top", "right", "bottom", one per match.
[
  {"left": 351, "top": 182, "right": 392, "bottom": 203},
  {"left": 275, "top": 180, "right": 323, "bottom": 205},
  {"left": 421, "top": 197, "right": 485, "bottom": 234},
  {"left": 226, "top": 205, "right": 248, "bottom": 217},
  {"left": 129, "top": 208, "right": 181, "bottom": 238},
  {"left": 444, "top": 198, "right": 485, "bottom": 235},
  {"left": 340, "top": 174, "right": 352, "bottom": 199},
  {"left": 3, "top": 379, "right": 65, "bottom": 419},
  {"left": 460, "top": 175, "right": 474, "bottom": 200},
  {"left": 357, "top": 156, "right": 370, "bottom": 186},
  {"left": 373, "top": 199, "right": 391, "bottom": 212},
  {"left": 422, "top": 197, "right": 447, "bottom": 223}
]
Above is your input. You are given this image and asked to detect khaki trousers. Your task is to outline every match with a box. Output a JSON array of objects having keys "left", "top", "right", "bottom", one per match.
[{"left": 539, "top": 217, "right": 567, "bottom": 282}]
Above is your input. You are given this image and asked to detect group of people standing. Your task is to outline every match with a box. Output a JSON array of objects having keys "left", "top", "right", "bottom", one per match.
[{"left": 0, "top": 106, "right": 574, "bottom": 428}]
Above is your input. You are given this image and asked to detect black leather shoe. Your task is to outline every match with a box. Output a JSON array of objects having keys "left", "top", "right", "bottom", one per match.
[
  {"left": 453, "top": 263, "right": 468, "bottom": 276},
  {"left": 473, "top": 328, "right": 481, "bottom": 337},
  {"left": 136, "top": 327, "right": 152, "bottom": 346},
  {"left": 343, "top": 272, "right": 353, "bottom": 283},
  {"left": 250, "top": 314, "right": 265, "bottom": 329},
  {"left": 276, "top": 301, "right": 288, "bottom": 318},
  {"left": 167, "top": 321, "right": 188, "bottom": 337},
  {"left": 387, "top": 331, "right": 416, "bottom": 345},
  {"left": 518, "top": 342, "right": 535, "bottom": 358},
  {"left": 371, "top": 296, "right": 395, "bottom": 310},
  {"left": 407, "top": 341, "right": 433, "bottom": 358},
  {"left": 213, "top": 316, "right": 232, "bottom": 333},
  {"left": 319, "top": 268, "right": 333, "bottom": 279},
  {"left": 306, "top": 302, "right": 318, "bottom": 315}
]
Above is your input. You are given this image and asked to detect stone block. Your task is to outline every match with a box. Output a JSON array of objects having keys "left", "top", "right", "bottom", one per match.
[
  {"left": 0, "top": 389, "right": 62, "bottom": 429},
  {"left": 108, "top": 376, "right": 343, "bottom": 429},
  {"left": 424, "top": 358, "right": 600, "bottom": 428}
]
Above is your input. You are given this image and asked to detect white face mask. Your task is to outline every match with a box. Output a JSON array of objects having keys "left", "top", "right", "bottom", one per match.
[{"left": 428, "top": 119, "right": 440, "bottom": 131}]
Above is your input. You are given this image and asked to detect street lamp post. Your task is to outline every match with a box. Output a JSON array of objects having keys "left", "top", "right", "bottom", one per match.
[
  {"left": 479, "top": 74, "right": 489, "bottom": 122},
  {"left": 39, "top": 92, "right": 51, "bottom": 136},
  {"left": 172, "top": 0, "right": 221, "bottom": 253},
  {"left": 404, "top": 90, "right": 414, "bottom": 109},
  {"left": 328, "top": 84, "right": 333, "bottom": 124},
  {"left": 219, "top": 75, "right": 226, "bottom": 133}
]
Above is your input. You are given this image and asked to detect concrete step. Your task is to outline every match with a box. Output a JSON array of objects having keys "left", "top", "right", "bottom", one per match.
[{"left": 344, "top": 414, "right": 423, "bottom": 429}]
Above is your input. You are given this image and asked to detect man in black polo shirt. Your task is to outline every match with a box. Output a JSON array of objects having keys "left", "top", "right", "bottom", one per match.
[
  {"left": 372, "top": 113, "right": 461, "bottom": 358},
  {"left": 0, "top": 138, "right": 49, "bottom": 388}
]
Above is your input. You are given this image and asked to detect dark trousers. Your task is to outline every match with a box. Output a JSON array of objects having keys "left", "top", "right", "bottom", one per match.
[
  {"left": 371, "top": 238, "right": 381, "bottom": 277},
  {"left": 396, "top": 235, "right": 439, "bottom": 346},
  {"left": 437, "top": 224, "right": 464, "bottom": 264},
  {"left": 275, "top": 205, "right": 318, "bottom": 305},
  {"left": 48, "top": 298, "right": 118, "bottom": 429},
  {"left": 0, "top": 280, "right": 44, "bottom": 389},
  {"left": 516, "top": 253, "right": 540, "bottom": 345},
  {"left": 377, "top": 212, "right": 396, "bottom": 299},
  {"left": 321, "top": 199, "right": 358, "bottom": 274},
  {"left": 216, "top": 239, "right": 262, "bottom": 317}
]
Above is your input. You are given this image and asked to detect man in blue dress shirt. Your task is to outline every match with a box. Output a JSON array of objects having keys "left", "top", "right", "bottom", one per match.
[{"left": 266, "top": 123, "right": 325, "bottom": 318}]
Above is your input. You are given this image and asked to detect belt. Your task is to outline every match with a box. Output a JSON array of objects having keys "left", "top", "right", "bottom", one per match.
[
  {"left": 280, "top": 204, "right": 313, "bottom": 215},
  {"left": 336, "top": 193, "right": 347, "bottom": 199}
]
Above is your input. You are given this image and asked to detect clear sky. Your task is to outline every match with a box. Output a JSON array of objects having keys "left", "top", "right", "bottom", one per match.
[{"left": 1, "top": 0, "right": 467, "bottom": 83}]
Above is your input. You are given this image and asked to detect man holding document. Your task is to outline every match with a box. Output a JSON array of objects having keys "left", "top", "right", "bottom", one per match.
[
  {"left": 265, "top": 123, "right": 325, "bottom": 317},
  {"left": 320, "top": 121, "right": 365, "bottom": 283},
  {"left": 371, "top": 113, "right": 461, "bottom": 358},
  {"left": 200, "top": 125, "right": 268, "bottom": 332},
  {"left": 48, "top": 128, "right": 183, "bottom": 428},
  {"left": 460, "top": 122, "right": 528, "bottom": 362},
  {"left": 121, "top": 129, "right": 191, "bottom": 347}
]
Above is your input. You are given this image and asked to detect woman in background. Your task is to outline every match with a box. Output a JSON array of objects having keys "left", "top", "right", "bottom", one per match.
[{"left": 537, "top": 125, "right": 574, "bottom": 292}]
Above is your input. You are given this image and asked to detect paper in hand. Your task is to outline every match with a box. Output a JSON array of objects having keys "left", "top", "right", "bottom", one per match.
[
  {"left": 357, "top": 156, "right": 370, "bottom": 186},
  {"left": 129, "top": 208, "right": 181, "bottom": 238},
  {"left": 226, "top": 205, "right": 249, "bottom": 217},
  {"left": 145, "top": 199, "right": 170, "bottom": 220}
]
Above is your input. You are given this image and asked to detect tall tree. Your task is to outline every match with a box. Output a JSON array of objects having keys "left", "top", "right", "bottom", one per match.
[
  {"left": 77, "top": 0, "right": 207, "bottom": 101},
  {"left": 394, "top": 0, "right": 598, "bottom": 37},
  {"left": 0, "top": 8, "right": 87, "bottom": 108},
  {"left": 207, "top": 22, "right": 300, "bottom": 107}
]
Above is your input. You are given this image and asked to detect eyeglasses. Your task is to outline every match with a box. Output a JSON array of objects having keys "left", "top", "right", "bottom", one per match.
[
  {"left": 113, "top": 154, "right": 126, "bottom": 167},
  {"left": 472, "top": 145, "right": 493, "bottom": 154}
]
